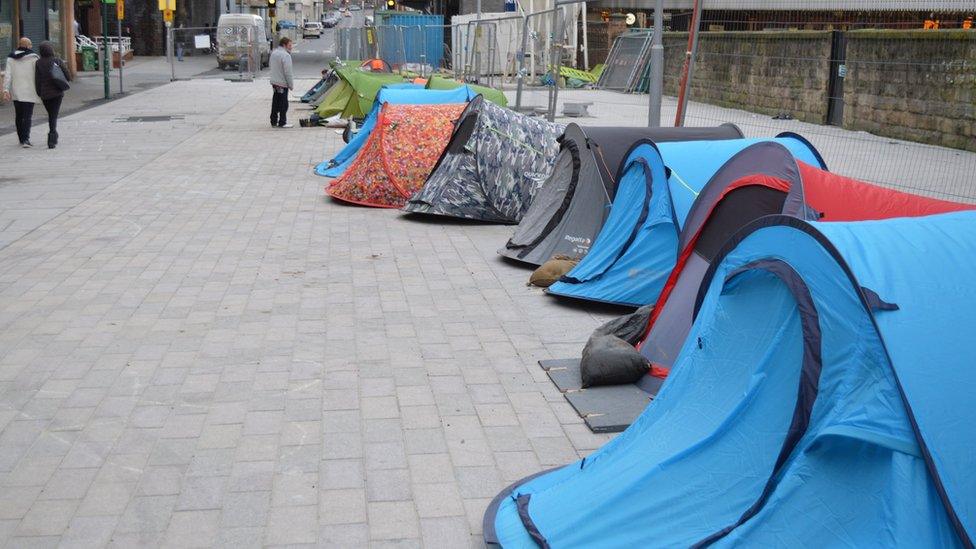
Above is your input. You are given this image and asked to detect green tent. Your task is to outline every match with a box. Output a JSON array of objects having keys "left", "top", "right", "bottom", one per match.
[
  {"left": 314, "top": 67, "right": 407, "bottom": 119},
  {"left": 425, "top": 75, "right": 508, "bottom": 107}
]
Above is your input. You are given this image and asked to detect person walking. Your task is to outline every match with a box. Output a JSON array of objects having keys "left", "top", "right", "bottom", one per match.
[
  {"left": 269, "top": 37, "right": 294, "bottom": 128},
  {"left": 34, "top": 41, "right": 72, "bottom": 149},
  {"left": 2, "top": 37, "right": 41, "bottom": 148}
]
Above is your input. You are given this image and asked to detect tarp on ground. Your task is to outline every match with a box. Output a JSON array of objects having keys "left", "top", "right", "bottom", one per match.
[
  {"left": 326, "top": 103, "right": 465, "bottom": 208},
  {"left": 545, "top": 134, "right": 825, "bottom": 307},
  {"left": 403, "top": 96, "right": 565, "bottom": 224},
  {"left": 498, "top": 124, "right": 744, "bottom": 266},
  {"left": 315, "top": 86, "right": 477, "bottom": 178},
  {"left": 314, "top": 67, "right": 408, "bottom": 119},
  {"left": 425, "top": 74, "right": 509, "bottom": 107},
  {"left": 487, "top": 211, "right": 976, "bottom": 548}
]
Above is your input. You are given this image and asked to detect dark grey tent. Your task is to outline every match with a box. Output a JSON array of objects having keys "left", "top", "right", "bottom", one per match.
[
  {"left": 402, "top": 96, "right": 566, "bottom": 224},
  {"left": 497, "top": 124, "right": 744, "bottom": 266}
]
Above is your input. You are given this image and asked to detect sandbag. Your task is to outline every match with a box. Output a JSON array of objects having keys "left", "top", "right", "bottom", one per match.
[
  {"left": 529, "top": 256, "right": 579, "bottom": 287},
  {"left": 580, "top": 334, "right": 649, "bottom": 388},
  {"left": 591, "top": 305, "right": 653, "bottom": 345}
]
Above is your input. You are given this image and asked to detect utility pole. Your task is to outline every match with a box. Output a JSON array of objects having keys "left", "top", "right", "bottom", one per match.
[
  {"left": 117, "top": 0, "right": 125, "bottom": 94},
  {"left": 674, "top": 0, "right": 702, "bottom": 127},
  {"left": 102, "top": 0, "right": 110, "bottom": 99},
  {"left": 647, "top": 0, "right": 662, "bottom": 126}
]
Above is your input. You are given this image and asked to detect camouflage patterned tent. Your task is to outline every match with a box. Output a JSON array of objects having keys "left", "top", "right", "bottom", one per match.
[
  {"left": 403, "top": 96, "right": 565, "bottom": 224},
  {"left": 326, "top": 103, "right": 466, "bottom": 208}
]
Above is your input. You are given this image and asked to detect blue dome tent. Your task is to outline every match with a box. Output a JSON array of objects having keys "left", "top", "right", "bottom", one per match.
[{"left": 486, "top": 211, "right": 976, "bottom": 548}]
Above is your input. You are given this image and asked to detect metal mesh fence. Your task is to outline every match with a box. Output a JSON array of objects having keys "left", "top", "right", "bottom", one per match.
[
  {"left": 336, "top": 27, "right": 378, "bottom": 61},
  {"left": 671, "top": 0, "right": 976, "bottom": 201}
]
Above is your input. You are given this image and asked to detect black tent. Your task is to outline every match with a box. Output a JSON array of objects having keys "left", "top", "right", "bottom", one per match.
[{"left": 497, "top": 123, "right": 744, "bottom": 266}]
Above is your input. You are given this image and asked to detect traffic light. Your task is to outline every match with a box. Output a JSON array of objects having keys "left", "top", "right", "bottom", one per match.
[
  {"left": 386, "top": 0, "right": 394, "bottom": 8},
  {"left": 268, "top": 0, "right": 276, "bottom": 17}
]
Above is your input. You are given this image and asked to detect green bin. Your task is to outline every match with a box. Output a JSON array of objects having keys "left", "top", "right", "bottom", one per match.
[{"left": 81, "top": 46, "right": 98, "bottom": 71}]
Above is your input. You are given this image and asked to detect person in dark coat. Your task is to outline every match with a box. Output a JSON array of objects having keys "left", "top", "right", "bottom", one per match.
[{"left": 34, "top": 41, "right": 72, "bottom": 149}]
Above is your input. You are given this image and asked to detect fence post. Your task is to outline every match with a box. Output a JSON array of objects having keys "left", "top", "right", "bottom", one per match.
[
  {"left": 546, "top": 7, "right": 562, "bottom": 121},
  {"left": 418, "top": 25, "right": 427, "bottom": 76},
  {"left": 167, "top": 24, "right": 175, "bottom": 82},
  {"left": 515, "top": 13, "right": 529, "bottom": 110}
]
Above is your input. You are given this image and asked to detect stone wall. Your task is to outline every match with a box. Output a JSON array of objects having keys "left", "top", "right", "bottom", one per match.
[
  {"left": 843, "top": 30, "right": 976, "bottom": 152},
  {"left": 662, "top": 30, "right": 833, "bottom": 124},
  {"left": 654, "top": 29, "right": 975, "bottom": 152}
]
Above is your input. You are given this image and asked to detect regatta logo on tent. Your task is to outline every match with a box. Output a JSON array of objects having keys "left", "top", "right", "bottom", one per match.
[
  {"left": 564, "top": 235, "right": 591, "bottom": 246},
  {"left": 564, "top": 235, "right": 592, "bottom": 254}
]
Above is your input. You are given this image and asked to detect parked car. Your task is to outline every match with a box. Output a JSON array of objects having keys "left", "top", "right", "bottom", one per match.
[
  {"left": 322, "top": 12, "right": 341, "bottom": 27},
  {"left": 303, "top": 21, "right": 323, "bottom": 38},
  {"left": 277, "top": 20, "right": 298, "bottom": 29},
  {"left": 216, "top": 13, "right": 271, "bottom": 70}
]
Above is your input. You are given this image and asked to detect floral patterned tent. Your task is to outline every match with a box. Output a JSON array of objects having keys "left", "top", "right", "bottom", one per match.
[{"left": 326, "top": 103, "right": 467, "bottom": 208}]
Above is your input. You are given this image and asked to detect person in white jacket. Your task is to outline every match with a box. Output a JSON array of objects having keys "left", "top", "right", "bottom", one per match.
[
  {"left": 2, "top": 37, "right": 42, "bottom": 148},
  {"left": 268, "top": 37, "right": 294, "bottom": 128}
]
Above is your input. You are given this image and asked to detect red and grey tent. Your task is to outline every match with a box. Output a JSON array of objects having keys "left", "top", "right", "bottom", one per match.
[
  {"left": 545, "top": 140, "right": 976, "bottom": 432},
  {"left": 639, "top": 140, "right": 976, "bottom": 389},
  {"left": 326, "top": 103, "right": 466, "bottom": 208}
]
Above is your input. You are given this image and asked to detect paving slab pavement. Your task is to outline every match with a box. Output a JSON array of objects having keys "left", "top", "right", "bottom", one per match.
[
  {"left": 0, "top": 75, "right": 973, "bottom": 547},
  {"left": 0, "top": 77, "right": 618, "bottom": 548}
]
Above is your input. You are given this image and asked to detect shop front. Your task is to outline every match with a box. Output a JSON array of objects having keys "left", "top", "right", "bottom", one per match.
[{"left": 1, "top": 0, "right": 74, "bottom": 71}]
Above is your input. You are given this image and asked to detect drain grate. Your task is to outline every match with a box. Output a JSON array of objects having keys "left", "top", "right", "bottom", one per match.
[{"left": 114, "top": 115, "right": 186, "bottom": 123}]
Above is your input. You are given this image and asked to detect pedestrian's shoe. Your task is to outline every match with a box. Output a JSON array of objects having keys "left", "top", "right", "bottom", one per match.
[
  {"left": 48, "top": 132, "right": 58, "bottom": 149},
  {"left": 279, "top": 124, "right": 294, "bottom": 128},
  {"left": 21, "top": 141, "right": 32, "bottom": 149}
]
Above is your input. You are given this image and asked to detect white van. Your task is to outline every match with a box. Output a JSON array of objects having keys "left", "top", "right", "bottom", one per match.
[
  {"left": 216, "top": 13, "right": 271, "bottom": 70},
  {"left": 303, "top": 21, "right": 323, "bottom": 38}
]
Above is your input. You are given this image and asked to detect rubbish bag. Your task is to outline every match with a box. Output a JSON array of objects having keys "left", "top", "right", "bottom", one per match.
[
  {"left": 580, "top": 334, "right": 649, "bottom": 388},
  {"left": 591, "top": 305, "right": 653, "bottom": 345},
  {"left": 529, "top": 256, "right": 579, "bottom": 288}
]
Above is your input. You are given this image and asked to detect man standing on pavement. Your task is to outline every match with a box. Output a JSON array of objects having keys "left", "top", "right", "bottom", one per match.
[{"left": 269, "top": 37, "right": 294, "bottom": 128}]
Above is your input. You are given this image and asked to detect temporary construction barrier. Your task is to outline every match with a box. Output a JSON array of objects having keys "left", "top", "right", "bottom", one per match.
[
  {"left": 403, "top": 96, "right": 564, "bottom": 224},
  {"left": 314, "top": 66, "right": 408, "bottom": 119},
  {"left": 315, "top": 86, "right": 478, "bottom": 178},
  {"left": 498, "top": 123, "right": 744, "bottom": 266},
  {"left": 545, "top": 135, "right": 825, "bottom": 307},
  {"left": 425, "top": 74, "right": 509, "bottom": 107},
  {"left": 326, "top": 103, "right": 466, "bottom": 208},
  {"left": 596, "top": 30, "right": 654, "bottom": 93},
  {"left": 541, "top": 141, "right": 975, "bottom": 433},
  {"left": 487, "top": 210, "right": 976, "bottom": 548}
]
